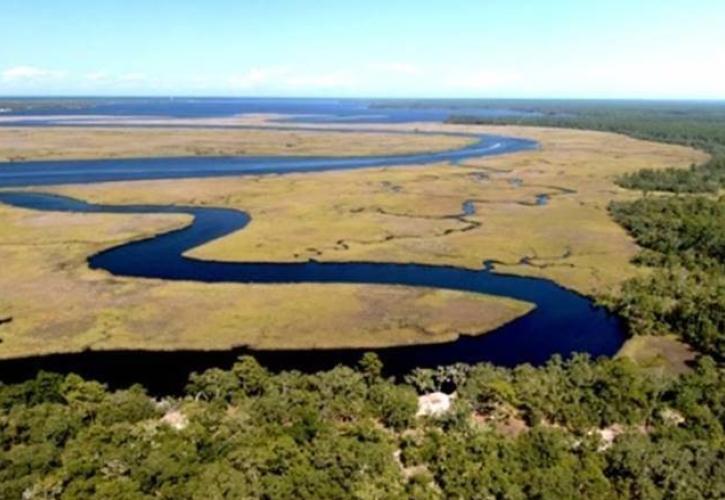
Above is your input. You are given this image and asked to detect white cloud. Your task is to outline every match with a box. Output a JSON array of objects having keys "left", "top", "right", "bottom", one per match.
[
  {"left": 6, "top": 57, "right": 723, "bottom": 98},
  {"left": 1, "top": 66, "right": 65, "bottom": 83},
  {"left": 579, "top": 58, "right": 725, "bottom": 98}
]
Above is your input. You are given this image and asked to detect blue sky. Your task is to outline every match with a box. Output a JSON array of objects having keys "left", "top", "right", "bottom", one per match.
[{"left": 2, "top": 0, "right": 724, "bottom": 98}]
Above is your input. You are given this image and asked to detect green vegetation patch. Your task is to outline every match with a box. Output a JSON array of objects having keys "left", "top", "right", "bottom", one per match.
[
  {"left": 617, "top": 156, "right": 725, "bottom": 194},
  {"left": 605, "top": 196, "right": 725, "bottom": 359},
  {"left": 1, "top": 354, "right": 723, "bottom": 498}
]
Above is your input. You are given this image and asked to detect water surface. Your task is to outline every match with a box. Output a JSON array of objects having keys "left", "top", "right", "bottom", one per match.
[
  {"left": 0, "top": 127, "right": 625, "bottom": 392},
  {"left": 0, "top": 191, "right": 625, "bottom": 393}
]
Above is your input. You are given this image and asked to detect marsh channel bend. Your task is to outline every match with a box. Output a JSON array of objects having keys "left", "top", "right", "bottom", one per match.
[{"left": 0, "top": 130, "right": 626, "bottom": 393}]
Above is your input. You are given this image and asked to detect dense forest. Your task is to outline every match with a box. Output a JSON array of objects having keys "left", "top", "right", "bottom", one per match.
[
  {"left": 617, "top": 156, "right": 724, "bottom": 194},
  {"left": 446, "top": 100, "right": 725, "bottom": 155},
  {"left": 607, "top": 196, "right": 724, "bottom": 358},
  {"left": 1, "top": 354, "right": 724, "bottom": 499},
  {"left": 2, "top": 102, "right": 724, "bottom": 498}
]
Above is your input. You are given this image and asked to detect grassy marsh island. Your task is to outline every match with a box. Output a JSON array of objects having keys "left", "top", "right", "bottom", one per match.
[{"left": 0, "top": 125, "right": 474, "bottom": 162}]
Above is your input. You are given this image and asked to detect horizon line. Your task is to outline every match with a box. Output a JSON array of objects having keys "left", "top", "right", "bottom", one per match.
[{"left": 1, "top": 95, "right": 725, "bottom": 103}]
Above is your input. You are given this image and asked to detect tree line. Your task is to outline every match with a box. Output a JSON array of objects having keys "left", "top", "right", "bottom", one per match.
[{"left": 1, "top": 353, "right": 723, "bottom": 499}]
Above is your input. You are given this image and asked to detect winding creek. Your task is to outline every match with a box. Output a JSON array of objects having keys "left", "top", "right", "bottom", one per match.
[{"left": 0, "top": 130, "right": 626, "bottom": 393}]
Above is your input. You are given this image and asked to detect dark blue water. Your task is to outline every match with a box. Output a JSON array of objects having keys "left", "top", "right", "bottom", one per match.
[
  {"left": 0, "top": 191, "right": 625, "bottom": 393},
  {"left": 0, "top": 134, "right": 535, "bottom": 187},
  {"left": 0, "top": 97, "right": 538, "bottom": 123},
  {"left": 0, "top": 124, "right": 625, "bottom": 393}
]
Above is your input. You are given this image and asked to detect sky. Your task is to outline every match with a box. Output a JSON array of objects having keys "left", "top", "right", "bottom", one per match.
[{"left": 1, "top": 0, "right": 724, "bottom": 99}]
